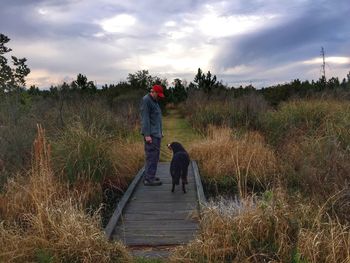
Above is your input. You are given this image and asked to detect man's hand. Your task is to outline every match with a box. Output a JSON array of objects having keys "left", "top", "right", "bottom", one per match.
[{"left": 145, "top": 136, "right": 152, "bottom": 144}]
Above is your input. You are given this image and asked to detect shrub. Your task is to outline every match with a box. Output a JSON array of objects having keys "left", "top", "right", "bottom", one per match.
[
  {"left": 0, "top": 97, "right": 37, "bottom": 174},
  {"left": 280, "top": 135, "right": 350, "bottom": 200},
  {"left": 187, "top": 102, "right": 230, "bottom": 134},
  {"left": 66, "top": 98, "right": 134, "bottom": 137},
  {"left": 181, "top": 91, "right": 270, "bottom": 133},
  {"left": 52, "top": 121, "right": 114, "bottom": 184},
  {"left": 261, "top": 99, "right": 350, "bottom": 147},
  {"left": 228, "top": 93, "right": 270, "bottom": 130},
  {"left": 265, "top": 100, "right": 350, "bottom": 206}
]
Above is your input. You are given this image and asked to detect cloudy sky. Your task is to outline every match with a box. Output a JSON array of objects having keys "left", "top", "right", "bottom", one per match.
[{"left": 1, "top": 0, "right": 349, "bottom": 88}]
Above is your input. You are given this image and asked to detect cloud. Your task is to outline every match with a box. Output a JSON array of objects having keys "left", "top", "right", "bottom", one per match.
[
  {"left": 212, "top": 0, "right": 350, "bottom": 85},
  {"left": 0, "top": 0, "right": 349, "bottom": 88}
]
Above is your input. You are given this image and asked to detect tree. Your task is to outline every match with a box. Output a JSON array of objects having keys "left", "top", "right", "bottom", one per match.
[
  {"left": 28, "top": 85, "right": 40, "bottom": 95},
  {"left": 193, "top": 68, "right": 219, "bottom": 94},
  {"left": 0, "top": 33, "right": 30, "bottom": 93},
  {"left": 193, "top": 68, "right": 204, "bottom": 89},
  {"left": 327, "top": 77, "right": 340, "bottom": 89},
  {"left": 71, "top": 73, "right": 96, "bottom": 93},
  {"left": 127, "top": 70, "right": 154, "bottom": 90},
  {"left": 172, "top": 79, "right": 187, "bottom": 104}
]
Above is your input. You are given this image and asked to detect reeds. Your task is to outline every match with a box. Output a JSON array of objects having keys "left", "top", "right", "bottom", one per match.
[
  {"left": 0, "top": 125, "right": 131, "bottom": 262},
  {"left": 107, "top": 138, "right": 144, "bottom": 190},
  {"left": 52, "top": 121, "right": 114, "bottom": 184},
  {"left": 170, "top": 190, "right": 299, "bottom": 262},
  {"left": 261, "top": 99, "right": 350, "bottom": 147},
  {"left": 170, "top": 190, "right": 350, "bottom": 263},
  {"left": 190, "top": 126, "right": 278, "bottom": 197}
]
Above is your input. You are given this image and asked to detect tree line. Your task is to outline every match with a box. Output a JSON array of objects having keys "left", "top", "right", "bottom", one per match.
[{"left": 1, "top": 33, "right": 350, "bottom": 108}]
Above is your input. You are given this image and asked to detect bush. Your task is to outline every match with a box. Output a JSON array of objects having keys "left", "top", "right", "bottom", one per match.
[
  {"left": 264, "top": 100, "right": 350, "bottom": 204},
  {"left": 261, "top": 99, "right": 350, "bottom": 147},
  {"left": 228, "top": 93, "right": 270, "bottom": 130},
  {"left": 181, "top": 91, "right": 270, "bottom": 133},
  {"left": 52, "top": 122, "right": 114, "bottom": 184},
  {"left": 280, "top": 135, "right": 350, "bottom": 200},
  {"left": 0, "top": 96, "right": 37, "bottom": 175}
]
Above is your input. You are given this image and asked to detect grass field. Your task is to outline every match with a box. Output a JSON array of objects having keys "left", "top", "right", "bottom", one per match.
[{"left": 160, "top": 108, "right": 202, "bottom": 161}]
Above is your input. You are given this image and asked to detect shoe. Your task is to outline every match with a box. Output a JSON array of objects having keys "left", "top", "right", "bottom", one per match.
[
  {"left": 143, "top": 179, "right": 162, "bottom": 186},
  {"left": 142, "top": 172, "right": 160, "bottom": 181}
]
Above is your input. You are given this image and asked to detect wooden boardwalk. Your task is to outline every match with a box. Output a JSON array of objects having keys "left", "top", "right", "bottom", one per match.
[{"left": 105, "top": 161, "right": 206, "bottom": 249}]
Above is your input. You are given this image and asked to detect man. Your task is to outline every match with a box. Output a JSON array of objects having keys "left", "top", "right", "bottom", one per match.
[{"left": 140, "top": 84, "right": 164, "bottom": 186}]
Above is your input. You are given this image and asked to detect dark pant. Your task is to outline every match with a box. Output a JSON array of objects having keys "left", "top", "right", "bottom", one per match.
[{"left": 144, "top": 136, "right": 161, "bottom": 181}]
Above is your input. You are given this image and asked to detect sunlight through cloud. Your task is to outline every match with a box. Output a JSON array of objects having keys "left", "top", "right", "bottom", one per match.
[
  {"left": 99, "top": 14, "right": 136, "bottom": 33},
  {"left": 198, "top": 5, "right": 278, "bottom": 37},
  {"left": 303, "top": 56, "right": 350, "bottom": 65}
]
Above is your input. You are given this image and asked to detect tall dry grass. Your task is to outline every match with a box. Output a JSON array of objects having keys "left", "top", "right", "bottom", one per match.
[
  {"left": 280, "top": 134, "right": 350, "bottom": 200},
  {"left": 107, "top": 138, "right": 144, "bottom": 189},
  {"left": 52, "top": 121, "right": 114, "bottom": 184},
  {"left": 0, "top": 125, "right": 131, "bottom": 262},
  {"left": 170, "top": 190, "right": 350, "bottom": 263},
  {"left": 190, "top": 126, "right": 278, "bottom": 197},
  {"left": 181, "top": 91, "right": 269, "bottom": 133},
  {"left": 262, "top": 99, "right": 350, "bottom": 147},
  {"left": 170, "top": 190, "right": 301, "bottom": 262},
  {"left": 298, "top": 218, "right": 350, "bottom": 263},
  {"left": 264, "top": 100, "right": 350, "bottom": 208}
]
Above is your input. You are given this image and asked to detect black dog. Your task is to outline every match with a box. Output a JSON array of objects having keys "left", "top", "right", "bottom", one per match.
[{"left": 167, "top": 142, "right": 190, "bottom": 193}]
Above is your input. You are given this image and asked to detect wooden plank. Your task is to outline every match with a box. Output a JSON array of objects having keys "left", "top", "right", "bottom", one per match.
[
  {"left": 129, "top": 194, "right": 196, "bottom": 202},
  {"left": 115, "top": 230, "right": 198, "bottom": 237},
  {"left": 120, "top": 210, "right": 198, "bottom": 221},
  {"left": 114, "top": 233, "right": 197, "bottom": 246},
  {"left": 135, "top": 187, "right": 194, "bottom": 193},
  {"left": 116, "top": 225, "right": 199, "bottom": 231},
  {"left": 123, "top": 209, "right": 195, "bottom": 215},
  {"left": 104, "top": 166, "right": 144, "bottom": 240},
  {"left": 135, "top": 186, "right": 195, "bottom": 193},
  {"left": 129, "top": 198, "right": 196, "bottom": 203},
  {"left": 117, "top": 218, "right": 198, "bottom": 226},
  {"left": 192, "top": 160, "right": 207, "bottom": 211},
  {"left": 116, "top": 230, "right": 198, "bottom": 237},
  {"left": 132, "top": 189, "right": 196, "bottom": 196},
  {"left": 132, "top": 250, "right": 171, "bottom": 258},
  {"left": 124, "top": 202, "right": 197, "bottom": 212},
  {"left": 115, "top": 223, "right": 199, "bottom": 231}
]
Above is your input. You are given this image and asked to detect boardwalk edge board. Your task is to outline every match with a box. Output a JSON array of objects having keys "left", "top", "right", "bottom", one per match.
[
  {"left": 192, "top": 160, "right": 207, "bottom": 210},
  {"left": 104, "top": 166, "right": 145, "bottom": 240}
]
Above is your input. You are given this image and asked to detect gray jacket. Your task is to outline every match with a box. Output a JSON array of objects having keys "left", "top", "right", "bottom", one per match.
[{"left": 140, "top": 94, "right": 162, "bottom": 138}]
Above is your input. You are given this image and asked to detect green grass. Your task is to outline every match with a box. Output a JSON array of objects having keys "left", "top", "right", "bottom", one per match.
[{"left": 161, "top": 108, "right": 202, "bottom": 161}]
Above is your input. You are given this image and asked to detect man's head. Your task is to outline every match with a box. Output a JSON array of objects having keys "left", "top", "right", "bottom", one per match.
[{"left": 150, "top": 84, "right": 165, "bottom": 100}]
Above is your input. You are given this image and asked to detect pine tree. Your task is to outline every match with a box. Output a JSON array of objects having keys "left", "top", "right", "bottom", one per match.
[{"left": 0, "top": 33, "right": 30, "bottom": 93}]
